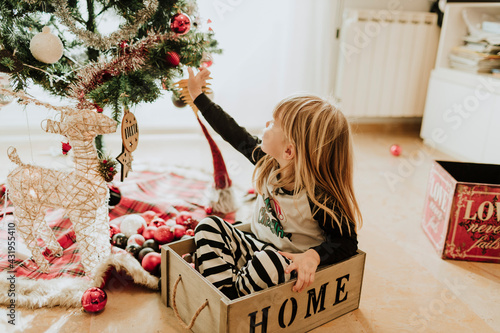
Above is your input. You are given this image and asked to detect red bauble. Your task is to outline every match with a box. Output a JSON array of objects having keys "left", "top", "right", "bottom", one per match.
[
  {"left": 141, "top": 252, "right": 162, "bottom": 275},
  {"left": 176, "top": 211, "right": 193, "bottom": 225},
  {"left": 142, "top": 226, "right": 157, "bottom": 240},
  {"left": 170, "top": 13, "right": 191, "bottom": 35},
  {"left": 390, "top": 144, "right": 402, "bottom": 156},
  {"left": 141, "top": 211, "right": 157, "bottom": 225},
  {"left": 62, "top": 142, "right": 72, "bottom": 155},
  {"left": 81, "top": 287, "right": 107, "bottom": 313},
  {"left": 165, "top": 51, "right": 180, "bottom": 67},
  {"left": 154, "top": 225, "right": 175, "bottom": 244},
  {"left": 109, "top": 224, "right": 121, "bottom": 238},
  {"left": 202, "top": 60, "right": 213, "bottom": 68},
  {"left": 172, "top": 225, "right": 186, "bottom": 240},
  {"left": 204, "top": 206, "right": 213, "bottom": 214},
  {"left": 185, "top": 229, "right": 195, "bottom": 237},
  {"left": 119, "top": 40, "right": 130, "bottom": 55},
  {"left": 93, "top": 103, "right": 103, "bottom": 113},
  {"left": 165, "top": 219, "right": 176, "bottom": 227},
  {"left": 151, "top": 217, "right": 167, "bottom": 228}
]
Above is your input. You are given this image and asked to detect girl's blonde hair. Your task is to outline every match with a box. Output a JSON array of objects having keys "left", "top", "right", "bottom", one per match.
[{"left": 253, "top": 94, "right": 362, "bottom": 233}]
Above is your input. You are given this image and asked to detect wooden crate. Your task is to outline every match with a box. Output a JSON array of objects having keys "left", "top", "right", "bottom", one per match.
[
  {"left": 422, "top": 160, "right": 500, "bottom": 263},
  {"left": 160, "top": 225, "right": 366, "bottom": 333}
]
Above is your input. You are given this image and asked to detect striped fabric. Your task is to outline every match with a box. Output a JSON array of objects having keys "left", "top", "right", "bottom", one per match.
[{"left": 194, "top": 216, "right": 294, "bottom": 299}]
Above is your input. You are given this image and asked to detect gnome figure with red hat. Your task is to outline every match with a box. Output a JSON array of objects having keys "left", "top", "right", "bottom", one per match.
[{"left": 172, "top": 76, "right": 237, "bottom": 214}]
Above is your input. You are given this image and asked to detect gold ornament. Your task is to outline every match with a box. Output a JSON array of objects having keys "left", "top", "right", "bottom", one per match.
[
  {"left": 29, "top": 26, "right": 64, "bottom": 64},
  {"left": 116, "top": 108, "right": 139, "bottom": 181},
  {"left": 6, "top": 108, "right": 117, "bottom": 276}
]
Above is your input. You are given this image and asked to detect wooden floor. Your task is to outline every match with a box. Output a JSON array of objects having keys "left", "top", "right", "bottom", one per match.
[{"left": 0, "top": 123, "right": 499, "bottom": 333}]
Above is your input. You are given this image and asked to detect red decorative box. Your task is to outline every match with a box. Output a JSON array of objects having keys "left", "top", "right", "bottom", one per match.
[{"left": 422, "top": 161, "right": 500, "bottom": 263}]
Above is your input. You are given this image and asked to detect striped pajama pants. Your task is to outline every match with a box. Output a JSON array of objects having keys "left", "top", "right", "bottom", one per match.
[{"left": 194, "top": 216, "right": 294, "bottom": 299}]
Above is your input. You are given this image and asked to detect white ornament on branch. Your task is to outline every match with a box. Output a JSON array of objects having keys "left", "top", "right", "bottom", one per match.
[
  {"left": 29, "top": 26, "right": 64, "bottom": 64},
  {"left": 6, "top": 107, "right": 117, "bottom": 277}
]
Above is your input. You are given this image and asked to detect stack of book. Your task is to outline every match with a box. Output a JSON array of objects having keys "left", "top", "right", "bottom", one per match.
[{"left": 449, "top": 17, "right": 500, "bottom": 74}]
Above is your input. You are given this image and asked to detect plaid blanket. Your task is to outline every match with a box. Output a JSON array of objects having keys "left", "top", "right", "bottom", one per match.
[{"left": 0, "top": 169, "right": 235, "bottom": 280}]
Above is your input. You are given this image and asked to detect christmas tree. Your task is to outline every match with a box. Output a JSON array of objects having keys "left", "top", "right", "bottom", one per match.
[{"left": 0, "top": 0, "right": 220, "bottom": 122}]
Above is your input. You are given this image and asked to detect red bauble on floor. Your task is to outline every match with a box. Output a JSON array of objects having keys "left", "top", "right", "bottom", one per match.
[
  {"left": 154, "top": 225, "right": 175, "bottom": 244},
  {"left": 81, "top": 287, "right": 107, "bottom": 313},
  {"left": 142, "top": 252, "right": 162, "bottom": 276}
]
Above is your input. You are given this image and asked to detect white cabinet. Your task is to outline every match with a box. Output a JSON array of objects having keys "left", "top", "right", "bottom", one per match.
[{"left": 420, "top": 2, "right": 500, "bottom": 164}]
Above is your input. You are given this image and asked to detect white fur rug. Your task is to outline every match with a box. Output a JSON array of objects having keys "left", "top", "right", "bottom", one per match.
[{"left": 0, "top": 252, "right": 159, "bottom": 308}]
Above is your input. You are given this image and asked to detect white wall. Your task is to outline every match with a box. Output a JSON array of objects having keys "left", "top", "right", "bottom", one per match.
[{"left": 0, "top": 0, "right": 433, "bottom": 140}]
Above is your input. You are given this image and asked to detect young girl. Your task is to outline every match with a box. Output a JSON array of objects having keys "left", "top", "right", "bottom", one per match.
[{"left": 187, "top": 67, "right": 362, "bottom": 299}]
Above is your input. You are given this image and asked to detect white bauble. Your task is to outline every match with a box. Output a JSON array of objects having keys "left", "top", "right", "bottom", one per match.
[
  {"left": 0, "top": 73, "right": 13, "bottom": 107},
  {"left": 120, "top": 214, "right": 147, "bottom": 237},
  {"left": 29, "top": 26, "right": 64, "bottom": 64}
]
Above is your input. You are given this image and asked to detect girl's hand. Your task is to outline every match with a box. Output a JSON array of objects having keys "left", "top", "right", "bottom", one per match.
[
  {"left": 279, "top": 249, "right": 320, "bottom": 293},
  {"left": 187, "top": 67, "right": 211, "bottom": 100}
]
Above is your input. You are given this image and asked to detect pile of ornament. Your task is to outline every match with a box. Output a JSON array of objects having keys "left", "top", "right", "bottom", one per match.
[{"left": 109, "top": 210, "right": 199, "bottom": 276}]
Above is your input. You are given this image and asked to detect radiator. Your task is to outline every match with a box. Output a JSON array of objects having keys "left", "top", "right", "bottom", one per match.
[{"left": 334, "top": 9, "right": 440, "bottom": 117}]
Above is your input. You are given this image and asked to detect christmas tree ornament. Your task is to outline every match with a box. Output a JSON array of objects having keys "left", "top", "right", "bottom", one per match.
[
  {"left": 182, "top": 253, "right": 193, "bottom": 263},
  {"left": 170, "top": 13, "right": 191, "bottom": 35},
  {"left": 171, "top": 225, "right": 186, "bottom": 240},
  {"left": 171, "top": 94, "right": 187, "bottom": 108},
  {"left": 165, "top": 51, "right": 181, "bottom": 67},
  {"left": 93, "top": 103, "right": 103, "bottom": 113},
  {"left": 185, "top": 229, "right": 195, "bottom": 237},
  {"left": 172, "top": 78, "right": 236, "bottom": 213},
  {"left": 119, "top": 40, "right": 130, "bottom": 55},
  {"left": 142, "top": 226, "right": 157, "bottom": 240},
  {"left": 109, "top": 224, "right": 121, "bottom": 238},
  {"left": 98, "top": 157, "right": 118, "bottom": 182},
  {"left": 116, "top": 108, "right": 139, "bottom": 181},
  {"left": 153, "top": 225, "right": 174, "bottom": 244},
  {"left": 127, "top": 234, "right": 145, "bottom": 247},
  {"left": 81, "top": 287, "right": 107, "bottom": 313},
  {"left": 141, "top": 252, "right": 162, "bottom": 276},
  {"left": 151, "top": 217, "right": 167, "bottom": 227},
  {"left": 141, "top": 210, "right": 157, "bottom": 225},
  {"left": 62, "top": 141, "right": 72, "bottom": 155},
  {"left": 201, "top": 52, "right": 213, "bottom": 68},
  {"left": 143, "top": 239, "right": 160, "bottom": 252},
  {"left": 29, "top": 26, "right": 64, "bottom": 64},
  {"left": 0, "top": 50, "right": 24, "bottom": 73},
  {"left": 125, "top": 243, "right": 142, "bottom": 258},
  {"left": 138, "top": 247, "right": 155, "bottom": 262},
  {"left": 112, "top": 233, "right": 128, "bottom": 249},
  {"left": 120, "top": 214, "right": 147, "bottom": 237},
  {"left": 175, "top": 211, "right": 193, "bottom": 225},
  {"left": 108, "top": 184, "right": 122, "bottom": 207},
  {"left": 390, "top": 144, "right": 402, "bottom": 156},
  {"left": 0, "top": 73, "right": 13, "bottom": 107},
  {"left": 7, "top": 106, "right": 117, "bottom": 276}
]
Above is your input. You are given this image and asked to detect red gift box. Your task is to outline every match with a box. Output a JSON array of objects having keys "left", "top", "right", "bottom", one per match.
[{"left": 422, "top": 161, "right": 500, "bottom": 263}]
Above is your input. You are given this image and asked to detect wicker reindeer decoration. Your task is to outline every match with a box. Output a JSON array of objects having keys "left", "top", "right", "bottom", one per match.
[{"left": 7, "top": 108, "right": 117, "bottom": 276}]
